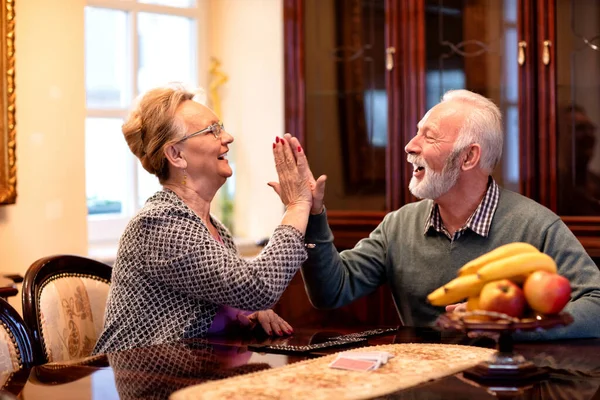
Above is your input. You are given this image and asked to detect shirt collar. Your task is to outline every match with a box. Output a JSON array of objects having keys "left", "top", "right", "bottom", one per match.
[{"left": 423, "top": 176, "right": 500, "bottom": 239}]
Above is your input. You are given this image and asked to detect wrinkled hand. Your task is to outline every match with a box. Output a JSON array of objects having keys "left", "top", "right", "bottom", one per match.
[
  {"left": 445, "top": 303, "right": 500, "bottom": 341},
  {"left": 282, "top": 134, "right": 327, "bottom": 215},
  {"left": 268, "top": 134, "right": 326, "bottom": 213},
  {"left": 446, "top": 302, "right": 467, "bottom": 314},
  {"left": 238, "top": 310, "right": 294, "bottom": 336}
]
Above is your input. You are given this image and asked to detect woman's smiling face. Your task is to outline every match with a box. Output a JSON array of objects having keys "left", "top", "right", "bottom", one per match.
[{"left": 174, "top": 100, "right": 234, "bottom": 186}]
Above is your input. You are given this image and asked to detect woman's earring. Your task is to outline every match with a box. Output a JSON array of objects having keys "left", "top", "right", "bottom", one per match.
[{"left": 182, "top": 169, "right": 187, "bottom": 186}]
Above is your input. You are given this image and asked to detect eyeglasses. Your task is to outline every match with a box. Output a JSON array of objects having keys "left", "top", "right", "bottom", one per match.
[{"left": 176, "top": 121, "right": 225, "bottom": 143}]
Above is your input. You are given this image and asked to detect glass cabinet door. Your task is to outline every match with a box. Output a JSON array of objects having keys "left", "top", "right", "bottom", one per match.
[
  {"left": 423, "top": 0, "right": 521, "bottom": 192},
  {"left": 303, "top": 0, "right": 387, "bottom": 211},
  {"left": 555, "top": 0, "right": 600, "bottom": 216}
]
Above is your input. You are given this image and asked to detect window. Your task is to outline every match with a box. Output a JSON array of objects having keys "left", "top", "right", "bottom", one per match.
[{"left": 85, "top": 1, "right": 202, "bottom": 245}]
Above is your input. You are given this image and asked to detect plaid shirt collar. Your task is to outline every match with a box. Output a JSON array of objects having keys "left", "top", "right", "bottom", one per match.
[{"left": 424, "top": 176, "right": 500, "bottom": 240}]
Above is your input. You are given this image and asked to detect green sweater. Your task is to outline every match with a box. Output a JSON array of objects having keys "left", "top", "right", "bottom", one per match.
[{"left": 302, "top": 189, "right": 600, "bottom": 340}]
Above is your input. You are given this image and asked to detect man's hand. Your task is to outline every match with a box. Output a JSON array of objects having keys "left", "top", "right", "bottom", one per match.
[
  {"left": 238, "top": 310, "right": 293, "bottom": 336},
  {"left": 445, "top": 302, "right": 467, "bottom": 313},
  {"left": 269, "top": 134, "right": 327, "bottom": 215},
  {"left": 283, "top": 134, "right": 327, "bottom": 215},
  {"left": 445, "top": 302, "right": 499, "bottom": 340},
  {"left": 309, "top": 174, "right": 327, "bottom": 215},
  {"left": 267, "top": 134, "right": 313, "bottom": 209}
]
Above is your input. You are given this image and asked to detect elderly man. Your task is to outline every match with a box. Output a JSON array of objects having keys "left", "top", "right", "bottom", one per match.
[{"left": 299, "top": 89, "right": 600, "bottom": 340}]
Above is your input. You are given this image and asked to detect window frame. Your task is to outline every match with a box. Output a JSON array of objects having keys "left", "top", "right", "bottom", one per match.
[{"left": 85, "top": 0, "right": 204, "bottom": 246}]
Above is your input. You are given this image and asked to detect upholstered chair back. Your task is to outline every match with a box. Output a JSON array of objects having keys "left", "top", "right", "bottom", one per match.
[
  {"left": 0, "top": 298, "right": 34, "bottom": 394},
  {"left": 22, "top": 255, "right": 111, "bottom": 364}
]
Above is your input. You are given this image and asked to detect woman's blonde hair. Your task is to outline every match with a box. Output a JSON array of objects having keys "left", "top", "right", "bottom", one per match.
[{"left": 122, "top": 83, "right": 199, "bottom": 182}]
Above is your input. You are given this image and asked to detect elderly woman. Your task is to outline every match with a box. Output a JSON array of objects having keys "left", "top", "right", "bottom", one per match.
[{"left": 94, "top": 84, "right": 314, "bottom": 354}]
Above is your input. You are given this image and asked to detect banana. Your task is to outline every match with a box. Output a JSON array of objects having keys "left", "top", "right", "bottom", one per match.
[
  {"left": 458, "top": 242, "right": 539, "bottom": 276},
  {"left": 476, "top": 252, "right": 557, "bottom": 281},
  {"left": 427, "top": 274, "right": 486, "bottom": 306}
]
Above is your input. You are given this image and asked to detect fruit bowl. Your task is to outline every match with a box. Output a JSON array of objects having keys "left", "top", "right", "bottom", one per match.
[
  {"left": 437, "top": 310, "right": 573, "bottom": 332},
  {"left": 436, "top": 311, "right": 573, "bottom": 384}
]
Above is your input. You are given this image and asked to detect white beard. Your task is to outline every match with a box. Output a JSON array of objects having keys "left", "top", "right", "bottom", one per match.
[{"left": 408, "top": 152, "right": 461, "bottom": 200}]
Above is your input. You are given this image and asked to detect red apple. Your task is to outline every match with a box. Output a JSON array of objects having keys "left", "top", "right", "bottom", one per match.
[
  {"left": 523, "top": 271, "right": 571, "bottom": 314},
  {"left": 479, "top": 280, "right": 526, "bottom": 318}
]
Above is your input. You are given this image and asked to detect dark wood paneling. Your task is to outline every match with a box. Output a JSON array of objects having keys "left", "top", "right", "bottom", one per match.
[
  {"left": 389, "top": 0, "right": 425, "bottom": 210},
  {"left": 563, "top": 216, "right": 600, "bottom": 258},
  {"left": 519, "top": 0, "right": 538, "bottom": 199},
  {"left": 281, "top": 0, "right": 404, "bottom": 328},
  {"left": 538, "top": 0, "right": 600, "bottom": 257},
  {"left": 536, "top": 0, "right": 558, "bottom": 210},
  {"left": 274, "top": 274, "right": 401, "bottom": 329},
  {"left": 283, "top": 0, "right": 305, "bottom": 142},
  {"left": 326, "top": 211, "right": 386, "bottom": 250}
]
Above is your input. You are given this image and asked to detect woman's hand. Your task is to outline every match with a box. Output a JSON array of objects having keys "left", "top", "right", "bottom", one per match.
[
  {"left": 268, "top": 134, "right": 323, "bottom": 211},
  {"left": 238, "top": 310, "right": 293, "bottom": 336},
  {"left": 282, "top": 133, "right": 327, "bottom": 215}
]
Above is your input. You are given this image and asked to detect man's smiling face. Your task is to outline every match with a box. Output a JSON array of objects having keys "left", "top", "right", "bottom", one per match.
[{"left": 405, "top": 102, "right": 467, "bottom": 200}]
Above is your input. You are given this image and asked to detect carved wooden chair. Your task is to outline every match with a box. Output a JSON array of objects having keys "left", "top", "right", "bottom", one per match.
[
  {"left": 0, "top": 274, "right": 23, "bottom": 301},
  {"left": 22, "top": 255, "right": 112, "bottom": 364},
  {"left": 0, "top": 298, "right": 34, "bottom": 395}
]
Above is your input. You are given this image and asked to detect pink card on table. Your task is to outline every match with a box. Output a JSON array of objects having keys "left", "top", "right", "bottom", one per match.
[{"left": 329, "top": 357, "right": 378, "bottom": 372}]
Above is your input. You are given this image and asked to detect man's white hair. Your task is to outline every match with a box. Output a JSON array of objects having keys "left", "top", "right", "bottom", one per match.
[{"left": 441, "top": 90, "right": 503, "bottom": 174}]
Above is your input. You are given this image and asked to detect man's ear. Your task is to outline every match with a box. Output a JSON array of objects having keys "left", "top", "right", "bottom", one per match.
[
  {"left": 164, "top": 144, "right": 187, "bottom": 169},
  {"left": 462, "top": 144, "right": 481, "bottom": 171}
]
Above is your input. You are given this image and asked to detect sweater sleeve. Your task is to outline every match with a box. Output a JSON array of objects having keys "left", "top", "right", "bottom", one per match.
[
  {"left": 300, "top": 209, "right": 388, "bottom": 309},
  {"left": 126, "top": 210, "right": 307, "bottom": 311},
  {"left": 515, "top": 218, "right": 600, "bottom": 340}
]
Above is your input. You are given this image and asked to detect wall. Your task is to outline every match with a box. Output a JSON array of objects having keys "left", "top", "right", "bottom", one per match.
[
  {"left": 0, "top": 0, "right": 286, "bottom": 312},
  {"left": 0, "top": 0, "right": 88, "bottom": 311},
  {"left": 209, "top": 0, "right": 285, "bottom": 241}
]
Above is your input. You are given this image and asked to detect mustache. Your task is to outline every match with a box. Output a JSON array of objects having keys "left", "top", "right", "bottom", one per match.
[{"left": 407, "top": 154, "right": 429, "bottom": 168}]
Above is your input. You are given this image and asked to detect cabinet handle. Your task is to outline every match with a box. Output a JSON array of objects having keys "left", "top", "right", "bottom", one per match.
[
  {"left": 518, "top": 41, "right": 526, "bottom": 66},
  {"left": 543, "top": 40, "right": 552, "bottom": 65},
  {"left": 386, "top": 47, "right": 396, "bottom": 71}
]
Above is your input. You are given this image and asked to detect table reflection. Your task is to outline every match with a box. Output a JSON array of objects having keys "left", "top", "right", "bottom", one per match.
[
  {"left": 13, "top": 327, "right": 600, "bottom": 399},
  {"left": 108, "top": 340, "right": 275, "bottom": 400}
]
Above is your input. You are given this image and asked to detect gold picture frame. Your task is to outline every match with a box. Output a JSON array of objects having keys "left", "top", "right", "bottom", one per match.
[{"left": 0, "top": 0, "right": 15, "bottom": 204}]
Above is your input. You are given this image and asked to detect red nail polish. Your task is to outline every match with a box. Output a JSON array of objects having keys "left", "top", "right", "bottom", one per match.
[
  {"left": 277, "top": 330, "right": 282, "bottom": 335},
  {"left": 275, "top": 137, "right": 279, "bottom": 143},
  {"left": 273, "top": 143, "right": 276, "bottom": 149},
  {"left": 297, "top": 146, "right": 302, "bottom": 152}
]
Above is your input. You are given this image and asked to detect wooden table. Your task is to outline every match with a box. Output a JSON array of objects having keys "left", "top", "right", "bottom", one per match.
[{"left": 5, "top": 326, "right": 600, "bottom": 399}]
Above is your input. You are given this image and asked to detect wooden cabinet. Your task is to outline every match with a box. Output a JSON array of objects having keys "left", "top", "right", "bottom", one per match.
[
  {"left": 277, "top": 0, "right": 600, "bottom": 328},
  {"left": 552, "top": 0, "right": 600, "bottom": 254}
]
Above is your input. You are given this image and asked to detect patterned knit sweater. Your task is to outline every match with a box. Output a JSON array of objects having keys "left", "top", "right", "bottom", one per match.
[
  {"left": 302, "top": 188, "right": 600, "bottom": 340},
  {"left": 94, "top": 190, "right": 307, "bottom": 354}
]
